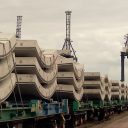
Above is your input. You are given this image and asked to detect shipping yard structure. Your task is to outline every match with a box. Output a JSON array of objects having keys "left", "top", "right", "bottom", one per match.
[{"left": 0, "top": 11, "right": 128, "bottom": 128}]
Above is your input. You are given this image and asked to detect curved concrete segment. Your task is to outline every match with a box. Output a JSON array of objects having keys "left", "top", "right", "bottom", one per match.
[
  {"left": 55, "top": 84, "right": 83, "bottom": 101},
  {"left": 57, "top": 72, "right": 83, "bottom": 91},
  {"left": 83, "top": 72, "right": 106, "bottom": 101},
  {"left": 120, "top": 82, "right": 127, "bottom": 100},
  {"left": 0, "top": 54, "right": 15, "bottom": 80},
  {"left": 111, "top": 80, "right": 121, "bottom": 100},
  {"left": 16, "top": 57, "right": 57, "bottom": 83},
  {"left": 101, "top": 76, "right": 111, "bottom": 101},
  {"left": 15, "top": 40, "right": 58, "bottom": 68},
  {"left": 57, "top": 55, "right": 84, "bottom": 80},
  {"left": 15, "top": 74, "right": 57, "bottom": 99},
  {"left": 0, "top": 33, "right": 16, "bottom": 58},
  {"left": 0, "top": 73, "right": 16, "bottom": 103}
]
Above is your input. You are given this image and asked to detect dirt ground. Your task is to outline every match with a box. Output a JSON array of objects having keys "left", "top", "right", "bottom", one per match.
[{"left": 78, "top": 111, "right": 128, "bottom": 128}]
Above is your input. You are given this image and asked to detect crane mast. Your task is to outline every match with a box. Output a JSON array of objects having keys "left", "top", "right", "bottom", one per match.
[
  {"left": 16, "top": 16, "right": 22, "bottom": 39},
  {"left": 62, "top": 11, "right": 77, "bottom": 62}
]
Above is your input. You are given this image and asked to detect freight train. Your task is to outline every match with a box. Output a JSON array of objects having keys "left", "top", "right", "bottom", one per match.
[{"left": 0, "top": 33, "right": 128, "bottom": 128}]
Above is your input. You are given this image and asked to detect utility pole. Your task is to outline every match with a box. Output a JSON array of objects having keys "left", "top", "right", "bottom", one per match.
[
  {"left": 62, "top": 11, "right": 77, "bottom": 62},
  {"left": 16, "top": 16, "right": 22, "bottom": 39}
]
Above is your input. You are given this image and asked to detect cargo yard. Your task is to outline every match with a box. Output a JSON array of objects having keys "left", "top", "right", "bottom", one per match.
[{"left": 1, "top": 0, "right": 128, "bottom": 128}]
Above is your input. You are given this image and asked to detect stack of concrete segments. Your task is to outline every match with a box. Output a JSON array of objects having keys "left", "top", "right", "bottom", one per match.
[
  {"left": 125, "top": 85, "right": 127, "bottom": 100},
  {"left": 110, "top": 80, "right": 121, "bottom": 100},
  {"left": 120, "top": 82, "right": 126, "bottom": 100},
  {"left": 101, "top": 75, "right": 111, "bottom": 101},
  {"left": 14, "top": 40, "right": 58, "bottom": 99},
  {"left": 83, "top": 72, "right": 105, "bottom": 101},
  {"left": 0, "top": 33, "right": 85, "bottom": 103},
  {"left": 55, "top": 50, "right": 84, "bottom": 101},
  {"left": 0, "top": 33, "right": 16, "bottom": 103}
]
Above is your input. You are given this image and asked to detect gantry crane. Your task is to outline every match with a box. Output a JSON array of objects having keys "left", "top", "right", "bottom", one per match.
[{"left": 120, "top": 34, "right": 128, "bottom": 82}]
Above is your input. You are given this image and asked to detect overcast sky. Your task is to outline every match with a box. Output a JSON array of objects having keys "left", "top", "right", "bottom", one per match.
[{"left": 1, "top": 0, "right": 128, "bottom": 82}]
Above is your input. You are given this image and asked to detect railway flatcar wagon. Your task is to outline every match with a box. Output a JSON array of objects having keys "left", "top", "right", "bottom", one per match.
[
  {"left": 64, "top": 99, "right": 128, "bottom": 127},
  {"left": 0, "top": 99, "right": 68, "bottom": 128}
]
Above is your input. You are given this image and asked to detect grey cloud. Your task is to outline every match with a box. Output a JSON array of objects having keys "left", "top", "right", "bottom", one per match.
[{"left": 0, "top": 0, "right": 128, "bottom": 82}]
